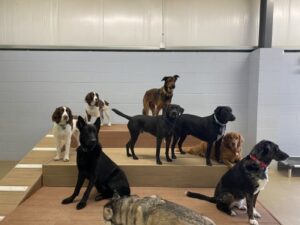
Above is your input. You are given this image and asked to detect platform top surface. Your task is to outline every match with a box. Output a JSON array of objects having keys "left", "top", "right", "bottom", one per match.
[{"left": 46, "top": 147, "right": 226, "bottom": 167}]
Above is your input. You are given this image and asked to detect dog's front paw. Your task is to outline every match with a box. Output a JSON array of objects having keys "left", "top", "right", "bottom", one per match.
[
  {"left": 166, "top": 157, "right": 172, "bottom": 162},
  {"left": 206, "top": 161, "right": 212, "bottom": 166},
  {"left": 63, "top": 157, "right": 69, "bottom": 162},
  {"left": 132, "top": 155, "right": 139, "bottom": 160},
  {"left": 156, "top": 160, "right": 162, "bottom": 165},
  {"left": 171, "top": 154, "right": 177, "bottom": 159},
  {"left": 179, "top": 150, "right": 186, "bottom": 155},
  {"left": 249, "top": 219, "right": 259, "bottom": 225},
  {"left": 108, "top": 122, "right": 112, "bottom": 126},
  {"left": 230, "top": 210, "right": 237, "bottom": 216},
  {"left": 54, "top": 155, "right": 61, "bottom": 161},
  {"left": 76, "top": 201, "right": 87, "bottom": 210},
  {"left": 253, "top": 208, "right": 261, "bottom": 218},
  {"left": 62, "top": 196, "right": 74, "bottom": 204}
]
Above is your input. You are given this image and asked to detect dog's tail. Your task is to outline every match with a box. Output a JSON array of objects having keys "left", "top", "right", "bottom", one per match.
[
  {"left": 185, "top": 191, "right": 216, "bottom": 204},
  {"left": 112, "top": 108, "right": 132, "bottom": 120}
]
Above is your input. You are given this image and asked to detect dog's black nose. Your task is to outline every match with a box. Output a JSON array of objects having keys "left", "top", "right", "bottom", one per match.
[
  {"left": 63, "top": 115, "right": 68, "bottom": 120},
  {"left": 171, "top": 85, "right": 175, "bottom": 89}
]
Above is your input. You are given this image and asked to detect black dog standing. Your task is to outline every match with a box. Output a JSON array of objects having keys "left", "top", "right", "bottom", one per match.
[
  {"left": 171, "top": 106, "right": 236, "bottom": 166},
  {"left": 112, "top": 104, "right": 184, "bottom": 165},
  {"left": 62, "top": 116, "right": 130, "bottom": 210}
]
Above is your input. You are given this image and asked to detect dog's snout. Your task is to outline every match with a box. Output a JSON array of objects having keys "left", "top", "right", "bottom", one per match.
[
  {"left": 231, "top": 114, "right": 236, "bottom": 121},
  {"left": 63, "top": 115, "right": 68, "bottom": 120},
  {"left": 171, "top": 85, "right": 175, "bottom": 89}
]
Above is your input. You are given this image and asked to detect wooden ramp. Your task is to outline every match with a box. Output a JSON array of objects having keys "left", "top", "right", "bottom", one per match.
[{"left": 0, "top": 187, "right": 281, "bottom": 225}]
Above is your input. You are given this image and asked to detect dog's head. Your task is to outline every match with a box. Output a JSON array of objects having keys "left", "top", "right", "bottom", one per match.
[
  {"left": 85, "top": 91, "right": 101, "bottom": 107},
  {"left": 52, "top": 106, "right": 73, "bottom": 126},
  {"left": 76, "top": 116, "right": 101, "bottom": 151},
  {"left": 214, "top": 106, "right": 236, "bottom": 124},
  {"left": 161, "top": 75, "right": 179, "bottom": 94},
  {"left": 163, "top": 104, "right": 184, "bottom": 120},
  {"left": 223, "top": 132, "right": 244, "bottom": 155},
  {"left": 251, "top": 140, "right": 289, "bottom": 165}
]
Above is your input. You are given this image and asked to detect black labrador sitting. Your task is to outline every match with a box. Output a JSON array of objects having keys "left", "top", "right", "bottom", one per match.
[
  {"left": 186, "top": 140, "right": 289, "bottom": 225},
  {"left": 112, "top": 104, "right": 184, "bottom": 165},
  {"left": 171, "top": 106, "right": 236, "bottom": 166},
  {"left": 62, "top": 116, "right": 130, "bottom": 210}
]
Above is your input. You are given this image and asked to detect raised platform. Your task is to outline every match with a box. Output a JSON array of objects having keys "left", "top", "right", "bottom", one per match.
[
  {"left": 43, "top": 148, "right": 227, "bottom": 187},
  {"left": 37, "top": 124, "right": 200, "bottom": 148},
  {"left": 0, "top": 187, "right": 281, "bottom": 225}
]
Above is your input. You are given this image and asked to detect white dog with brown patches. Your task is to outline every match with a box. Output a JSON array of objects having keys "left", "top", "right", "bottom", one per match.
[
  {"left": 52, "top": 106, "right": 73, "bottom": 162},
  {"left": 85, "top": 91, "right": 111, "bottom": 126}
]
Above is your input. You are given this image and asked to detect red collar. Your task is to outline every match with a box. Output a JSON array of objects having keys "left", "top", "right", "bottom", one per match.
[{"left": 249, "top": 154, "right": 268, "bottom": 169}]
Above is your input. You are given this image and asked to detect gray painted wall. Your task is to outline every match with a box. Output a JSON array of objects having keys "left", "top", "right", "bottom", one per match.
[{"left": 0, "top": 51, "right": 250, "bottom": 160}]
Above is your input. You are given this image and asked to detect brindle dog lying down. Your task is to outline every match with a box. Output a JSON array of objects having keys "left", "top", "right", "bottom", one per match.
[{"left": 103, "top": 195, "right": 215, "bottom": 225}]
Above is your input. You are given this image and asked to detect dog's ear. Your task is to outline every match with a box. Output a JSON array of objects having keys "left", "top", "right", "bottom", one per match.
[
  {"left": 52, "top": 107, "right": 61, "bottom": 124},
  {"left": 180, "top": 106, "right": 184, "bottom": 115},
  {"left": 214, "top": 106, "right": 222, "bottom": 116},
  {"left": 103, "top": 206, "right": 114, "bottom": 221},
  {"left": 94, "top": 117, "right": 101, "bottom": 132},
  {"left": 77, "top": 116, "right": 86, "bottom": 130},
  {"left": 85, "top": 92, "right": 92, "bottom": 103},
  {"left": 161, "top": 76, "right": 171, "bottom": 82},
  {"left": 66, "top": 107, "right": 73, "bottom": 125},
  {"left": 238, "top": 134, "right": 245, "bottom": 147},
  {"left": 173, "top": 74, "right": 179, "bottom": 80}
]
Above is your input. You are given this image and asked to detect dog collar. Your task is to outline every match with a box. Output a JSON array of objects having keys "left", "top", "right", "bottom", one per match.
[
  {"left": 249, "top": 154, "right": 268, "bottom": 169},
  {"left": 214, "top": 114, "right": 226, "bottom": 127}
]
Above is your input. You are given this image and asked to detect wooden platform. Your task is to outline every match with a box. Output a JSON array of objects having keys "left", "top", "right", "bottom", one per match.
[
  {"left": 0, "top": 187, "right": 281, "bottom": 225},
  {"left": 37, "top": 124, "right": 200, "bottom": 148},
  {"left": 43, "top": 148, "right": 227, "bottom": 187}
]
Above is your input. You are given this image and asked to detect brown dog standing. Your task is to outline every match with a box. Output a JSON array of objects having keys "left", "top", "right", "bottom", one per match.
[
  {"left": 185, "top": 132, "right": 244, "bottom": 169},
  {"left": 143, "top": 75, "right": 179, "bottom": 116}
]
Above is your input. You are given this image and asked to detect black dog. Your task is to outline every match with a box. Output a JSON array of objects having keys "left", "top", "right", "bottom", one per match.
[
  {"left": 186, "top": 140, "right": 289, "bottom": 225},
  {"left": 171, "top": 106, "right": 236, "bottom": 166},
  {"left": 112, "top": 104, "right": 184, "bottom": 165},
  {"left": 62, "top": 116, "right": 130, "bottom": 210}
]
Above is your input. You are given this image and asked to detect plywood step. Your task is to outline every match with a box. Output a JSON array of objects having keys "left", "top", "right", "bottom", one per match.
[
  {"left": 43, "top": 148, "right": 227, "bottom": 188},
  {"left": 37, "top": 124, "right": 201, "bottom": 148}
]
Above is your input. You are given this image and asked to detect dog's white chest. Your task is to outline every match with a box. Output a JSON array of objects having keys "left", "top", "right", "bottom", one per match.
[
  {"left": 53, "top": 123, "right": 71, "bottom": 139},
  {"left": 254, "top": 169, "right": 269, "bottom": 194},
  {"left": 86, "top": 105, "right": 100, "bottom": 117}
]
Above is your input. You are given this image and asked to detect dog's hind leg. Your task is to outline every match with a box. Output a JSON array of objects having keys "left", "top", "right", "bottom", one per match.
[
  {"left": 165, "top": 136, "right": 172, "bottom": 162},
  {"left": 206, "top": 142, "right": 213, "bottom": 166},
  {"left": 178, "top": 134, "right": 187, "bottom": 155},
  {"left": 95, "top": 186, "right": 113, "bottom": 201},
  {"left": 126, "top": 140, "right": 132, "bottom": 157},
  {"left": 129, "top": 133, "right": 139, "bottom": 160},
  {"left": 214, "top": 138, "right": 223, "bottom": 162},
  {"left": 217, "top": 202, "right": 236, "bottom": 216},
  {"left": 104, "top": 109, "right": 112, "bottom": 126},
  {"left": 253, "top": 193, "right": 261, "bottom": 218}
]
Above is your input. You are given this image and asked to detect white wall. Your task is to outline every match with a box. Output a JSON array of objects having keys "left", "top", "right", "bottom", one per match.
[
  {"left": 273, "top": 0, "right": 300, "bottom": 48},
  {"left": 0, "top": 50, "right": 250, "bottom": 160},
  {"left": 0, "top": 0, "right": 259, "bottom": 48},
  {"left": 247, "top": 48, "right": 300, "bottom": 156}
]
